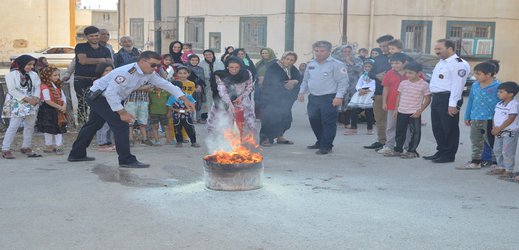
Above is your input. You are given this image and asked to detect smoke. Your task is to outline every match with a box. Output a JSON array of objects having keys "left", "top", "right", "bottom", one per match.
[{"left": 205, "top": 102, "right": 239, "bottom": 154}]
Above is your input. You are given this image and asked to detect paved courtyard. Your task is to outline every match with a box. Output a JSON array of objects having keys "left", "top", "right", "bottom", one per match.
[{"left": 1, "top": 98, "right": 518, "bottom": 249}]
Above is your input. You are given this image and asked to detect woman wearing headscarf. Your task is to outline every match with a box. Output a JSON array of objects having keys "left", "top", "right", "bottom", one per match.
[
  {"left": 199, "top": 49, "right": 225, "bottom": 123},
  {"left": 333, "top": 45, "right": 364, "bottom": 129},
  {"left": 259, "top": 51, "right": 301, "bottom": 146},
  {"left": 220, "top": 46, "right": 234, "bottom": 63},
  {"left": 254, "top": 48, "right": 277, "bottom": 119},
  {"left": 35, "top": 57, "right": 49, "bottom": 72},
  {"left": 187, "top": 54, "right": 206, "bottom": 122},
  {"left": 207, "top": 56, "right": 255, "bottom": 135},
  {"left": 232, "top": 48, "right": 258, "bottom": 118},
  {"left": 168, "top": 40, "right": 184, "bottom": 64},
  {"left": 1, "top": 55, "right": 41, "bottom": 159}
]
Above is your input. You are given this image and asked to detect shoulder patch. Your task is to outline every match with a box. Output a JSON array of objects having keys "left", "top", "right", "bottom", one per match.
[
  {"left": 458, "top": 69, "right": 467, "bottom": 77},
  {"left": 340, "top": 67, "right": 348, "bottom": 74},
  {"left": 128, "top": 67, "right": 136, "bottom": 74},
  {"left": 456, "top": 57, "right": 463, "bottom": 62},
  {"left": 115, "top": 75, "right": 126, "bottom": 84}
]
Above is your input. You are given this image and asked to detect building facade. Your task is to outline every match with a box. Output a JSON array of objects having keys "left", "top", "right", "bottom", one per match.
[{"left": 118, "top": 0, "right": 518, "bottom": 81}]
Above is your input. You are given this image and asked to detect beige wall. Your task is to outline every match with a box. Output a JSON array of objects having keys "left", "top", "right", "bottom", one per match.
[
  {"left": 120, "top": 0, "right": 519, "bottom": 81},
  {"left": 0, "top": 0, "right": 71, "bottom": 63}
]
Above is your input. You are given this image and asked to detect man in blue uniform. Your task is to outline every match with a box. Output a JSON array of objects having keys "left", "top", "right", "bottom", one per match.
[
  {"left": 68, "top": 51, "right": 195, "bottom": 168},
  {"left": 298, "top": 41, "right": 349, "bottom": 155}
]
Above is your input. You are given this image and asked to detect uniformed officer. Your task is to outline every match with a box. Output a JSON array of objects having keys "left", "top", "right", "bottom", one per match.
[
  {"left": 68, "top": 51, "right": 195, "bottom": 168},
  {"left": 298, "top": 40, "right": 349, "bottom": 155},
  {"left": 423, "top": 39, "right": 470, "bottom": 163}
]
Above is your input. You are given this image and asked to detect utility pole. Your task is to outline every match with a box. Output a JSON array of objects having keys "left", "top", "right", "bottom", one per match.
[
  {"left": 154, "top": 0, "right": 162, "bottom": 54},
  {"left": 285, "top": 0, "right": 295, "bottom": 51},
  {"left": 342, "top": 0, "right": 348, "bottom": 45}
]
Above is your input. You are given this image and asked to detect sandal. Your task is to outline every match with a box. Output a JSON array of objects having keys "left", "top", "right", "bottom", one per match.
[
  {"left": 344, "top": 129, "right": 358, "bottom": 135},
  {"left": 55, "top": 148, "right": 65, "bottom": 155},
  {"left": 20, "top": 148, "right": 42, "bottom": 158},
  {"left": 43, "top": 146, "right": 56, "bottom": 153},
  {"left": 367, "top": 130, "right": 374, "bottom": 135},
  {"left": 261, "top": 140, "right": 273, "bottom": 147},
  {"left": 277, "top": 139, "right": 294, "bottom": 145},
  {"left": 2, "top": 150, "right": 15, "bottom": 159},
  {"left": 507, "top": 173, "right": 519, "bottom": 183},
  {"left": 191, "top": 143, "right": 201, "bottom": 148},
  {"left": 498, "top": 171, "right": 514, "bottom": 180},
  {"left": 486, "top": 167, "right": 506, "bottom": 175},
  {"left": 400, "top": 152, "right": 418, "bottom": 159}
]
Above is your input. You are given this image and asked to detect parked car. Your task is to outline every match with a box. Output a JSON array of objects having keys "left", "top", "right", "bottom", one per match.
[{"left": 10, "top": 46, "right": 75, "bottom": 67}]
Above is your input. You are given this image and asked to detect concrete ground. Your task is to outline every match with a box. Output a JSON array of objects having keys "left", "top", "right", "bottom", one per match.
[{"left": 1, "top": 98, "right": 518, "bottom": 250}]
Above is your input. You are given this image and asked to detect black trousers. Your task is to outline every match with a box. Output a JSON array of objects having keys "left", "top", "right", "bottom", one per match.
[
  {"left": 350, "top": 108, "right": 374, "bottom": 130},
  {"left": 395, "top": 113, "right": 421, "bottom": 153},
  {"left": 174, "top": 117, "right": 197, "bottom": 143},
  {"left": 430, "top": 93, "right": 462, "bottom": 159},
  {"left": 68, "top": 96, "right": 137, "bottom": 164},
  {"left": 74, "top": 77, "right": 94, "bottom": 125},
  {"left": 307, "top": 94, "right": 337, "bottom": 150}
]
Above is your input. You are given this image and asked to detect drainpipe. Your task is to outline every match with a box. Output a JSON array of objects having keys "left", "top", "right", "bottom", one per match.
[
  {"left": 69, "top": 0, "right": 76, "bottom": 46},
  {"left": 285, "top": 0, "right": 295, "bottom": 51},
  {"left": 342, "top": 0, "right": 348, "bottom": 44},
  {"left": 368, "top": 0, "right": 375, "bottom": 49},
  {"left": 154, "top": 0, "right": 162, "bottom": 53}
]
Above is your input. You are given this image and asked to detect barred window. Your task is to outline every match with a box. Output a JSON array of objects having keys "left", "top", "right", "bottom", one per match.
[
  {"left": 240, "top": 17, "right": 267, "bottom": 57},
  {"left": 446, "top": 21, "right": 495, "bottom": 58}
]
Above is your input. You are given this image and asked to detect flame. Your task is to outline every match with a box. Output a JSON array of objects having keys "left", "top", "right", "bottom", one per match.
[{"left": 204, "top": 130, "right": 263, "bottom": 164}]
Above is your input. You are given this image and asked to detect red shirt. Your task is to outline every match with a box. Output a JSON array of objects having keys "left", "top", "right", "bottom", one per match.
[{"left": 382, "top": 69, "right": 407, "bottom": 110}]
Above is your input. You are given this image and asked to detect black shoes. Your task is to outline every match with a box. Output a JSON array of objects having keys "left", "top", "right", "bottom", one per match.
[
  {"left": 307, "top": 144, "right": 320, "bottom": 149},
  {"left": 315, "top": 149, "right": 332, "bottom": 155},
  {"left": 423, "top": 154, "right": 440, "bottom": 160},
  {"left": 119, "top": 161, "right": 150, "bottom": 168},
  {"left": 432, "top": 157, "right": 455, "bottom": 163},
  {"left": 68, "top": 156, "right": 96, "bottom": 162},
  {"left": 364, "top": 142, "right": 384, "bottom": 149}
]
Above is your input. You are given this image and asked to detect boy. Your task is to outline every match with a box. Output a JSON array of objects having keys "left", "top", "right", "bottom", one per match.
[
  {"left": 384, "top": 62, "right": 431, "bottom": 158},
  {"left": 457, "top": 62, "right": 500, "bottom": 169},
  {"left": 486, "top": 82, "right": 519, "bottom": 180},
  {"left": 148, "top": 87, "right": 171, "bottom": 146},
  {"left": 166, "top": 81, "right": 200, "bottom": 148},
  {"left": 378, "top": 52, "right": 408, "bottom": 154},
  {"left": 125, "top": 84, "right": 153, "bottom": 146},
  {"left": 387, "top": 39, "right": 414, "bottom": 63}
]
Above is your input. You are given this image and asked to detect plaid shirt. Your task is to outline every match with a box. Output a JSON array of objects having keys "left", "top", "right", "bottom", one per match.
[{"left": 125, "top": 83, "right": 150, "bottom": 102}]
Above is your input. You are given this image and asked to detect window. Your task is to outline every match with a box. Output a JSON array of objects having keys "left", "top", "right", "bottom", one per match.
[
  {"left": 209, "top": 32, "right": 221, "bottom": 53},
  {"left": 130, "top": 18, "right": 144, "bottom": 49},
  {"left": 401, "top": 20, "right": 432, "bottom": 54},
  {"left": 63, "top": 48, "right": 75, "bottom": 54},
  {"left": 185, "top": 17, "right": 204, "bottom": 53},
  {"left": 103, "top": 13, "right": 111, "bottom": 23},
  {"left": 240, "top": 17, "right": 267, "bottom": 57},
  {"left": 446, "top": 21, "right": 495, "bottom": 59}
]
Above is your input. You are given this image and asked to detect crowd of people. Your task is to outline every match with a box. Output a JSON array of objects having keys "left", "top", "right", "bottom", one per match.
[{"left": 1, "top": 25, "right": 518, "bottom": 182}]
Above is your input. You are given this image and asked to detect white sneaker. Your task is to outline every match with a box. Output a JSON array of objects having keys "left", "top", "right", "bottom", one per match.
[{"left": 377, "top": 146, "right": 394, "bottom": 154}]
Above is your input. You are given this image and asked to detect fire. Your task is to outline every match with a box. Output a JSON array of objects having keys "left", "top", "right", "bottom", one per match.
[{"left": 204, "top": 130, "right": 263, "bottom": 164}]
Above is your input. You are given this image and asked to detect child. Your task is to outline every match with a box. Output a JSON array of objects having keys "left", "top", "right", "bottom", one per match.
[
  {"left": 2, "top": 55, "right": 41, "bottom": 159},
  {"left": 158, "top": 54, "right": 175, "bottom": 82},
  {"left": 487, "top": 82, "right": 519, "bottom": 180},
  {"left": 480, "top": 59, "right": 501, "bottom": 167},
  {"left": 345, "top": 59, "right": 376, "bottom": 135},
  {"left": 180, "top": 43, "right": 194, "bottom": 65},
  {"left": 167, "top": 67, "right": 194, "bottom": 143},
  {"left": 457, "top": 62, "right": 500, "bottom": 169},
  {"left": 378, "top": 53, "right": 408, "bottom": 154},
  {"left": 148, "top": 86, "right": 171, "bottom": 146},
  {"left": 37, "top": 66, "right": 68, "bottom": 155},
  {"left": 358, "top": 48, "right": 369, "bottom": 62},
  {"left": 125, "top": 79, "right": 153, "bottom": 146},
  {"left": 166, "top": 81, "right": 200, "bottom": 148},
  {"left": 187, "top": 54, "right": 207, "bottom": 122},
  {"left": 387, "top": 39, "right": 415, "bottom": 63},
  {"left": 384, "top": 62, "right": 431, "bottom": 158},
  {"left": 93, "top": 63, "right": 116, "bottom": 152}
]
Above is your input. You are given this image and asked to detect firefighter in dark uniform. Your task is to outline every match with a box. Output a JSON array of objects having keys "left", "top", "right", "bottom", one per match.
[
  {"left": 423, "top": 39, "right": 470, "bottom": 163},
  {"left": 68, "top": 51, "right": 195, "bottom": 168}
]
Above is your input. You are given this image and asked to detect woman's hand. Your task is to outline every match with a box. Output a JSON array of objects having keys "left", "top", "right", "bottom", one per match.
[
  {"left": 284, "top": 80, "right": 298, "bottom": 90},
  {"left": 232, "top": 95, "right": 243, "bottom": 106}
]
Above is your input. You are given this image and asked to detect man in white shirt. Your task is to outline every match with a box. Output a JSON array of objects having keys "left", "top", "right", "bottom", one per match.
[{"left": 423, "top": 39, "right": 470, "bottom": 163}]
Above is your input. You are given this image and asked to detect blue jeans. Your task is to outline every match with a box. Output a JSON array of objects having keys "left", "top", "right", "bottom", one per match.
[
  {"left": 493, "top": 131, "right": 518, "bottom": 171},
  {"left": 307, "top": 94, "right": 337, "bottom": 150}
]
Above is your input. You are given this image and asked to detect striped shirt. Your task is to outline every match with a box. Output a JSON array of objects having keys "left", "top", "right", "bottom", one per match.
[
  {"left": 397, "top": 79, "right": 431, "bottom": 114},
  {"left": 125, "top": 87, "right": 150, "bottom": 102}
]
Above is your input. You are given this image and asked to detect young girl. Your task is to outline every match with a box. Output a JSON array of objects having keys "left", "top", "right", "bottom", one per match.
[
  {"left": 157, "top": 54, "right": 175, "bottom": 82},
  {"left": 180, "top": 43, "right": 194, "bottom": 65},
  {"left": 171, "top": 67, "right": 195, "bottom": 142},
  {"left": 36, "top": 67, "right": 68, "bottom": 155},
  {"left": 93, "top": 63, "right": 116, "bottom": 152},
  {"left": 2, "top": 55, "right": 41, "bottom": 159},
  {"left": 187, "top": 54, "right": 206, "bottom": 122},
  {"left": 345, "top": 60, "right": 376, "bottom": 135}
]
